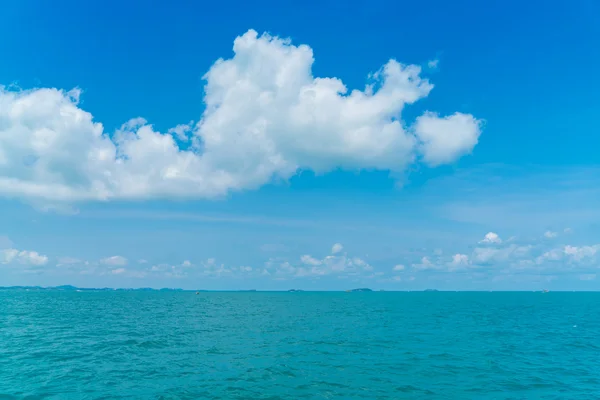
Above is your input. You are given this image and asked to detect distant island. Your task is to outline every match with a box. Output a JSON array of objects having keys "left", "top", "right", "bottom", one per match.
[
  {"left": 0, "top": 286, "right": 383, "bottom": 293},
  {"left": 424, "top": 289, "right": 439, "bottom": 292}
]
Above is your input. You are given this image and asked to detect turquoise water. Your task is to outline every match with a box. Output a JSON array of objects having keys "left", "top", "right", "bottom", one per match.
[{"left": 1, "top": 291, "right": 599, "bottom": 399}]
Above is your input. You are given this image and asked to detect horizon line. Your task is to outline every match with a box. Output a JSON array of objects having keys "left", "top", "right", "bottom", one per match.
[{"left": 0, "top": 285, "right": 595, "bottom": 293}]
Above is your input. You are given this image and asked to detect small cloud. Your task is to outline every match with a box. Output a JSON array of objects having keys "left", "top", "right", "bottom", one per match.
[
  {"left": 480, "top": 232, "right": 502, "bottom": 244},
  {"left": 412, "top": 256, "right": 435, "bottom": 271},
  {"left": 331, "top": 243, "right": 344, "bottom": 254},
  {"left": 427, "top": 59, "right": 439, "bottom": 69},
  {"left": 564, "top": 245, "right": 599, "bottom": 261},
  {"left": 100, "top": 256, "right": 128, "bottom": 266},
  {"left": 544, "top": 231, "right": 558, "bottom": 239},
  {"left": 182, "top": 260, "right": 192, "bottom": 267},
  {"left": 23, "top": 251, "right": 48, "bottom": 266},
  {"left": 300, "top": 255, "right": 322, "bottom": 266},
  {"left": 1, "top": 249, "right": 48, "bottom": 266},
  {"left": 111, "top": 268, "right": 126, "bottom": 275},
  {"left": 351, "top": 257, "right": 373, "bottom": 271},
  {"left": 138, "top": 259, "right": 148, "bottom": 264},
  {"left": 564, "top": 228, "right": 573, "bottom": 234},
  {"left": 391, "top": 276, "right": 402, "bottom": 282},
  {"left": 273, "top": 249, "right": 373, "bottom": 279},
  {"left": 535, "top": 248, "right": 563, "bottom": 264},
  {"left": 393, "top": 264, "right": 405, "bottom": 271},
  {"left": 450, "top": 253, "right": 469, "bottom": 266}
]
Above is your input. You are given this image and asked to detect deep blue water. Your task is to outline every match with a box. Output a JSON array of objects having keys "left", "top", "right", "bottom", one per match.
[{"left": 1, "top": 291, "right": 599, "bottom": 399}]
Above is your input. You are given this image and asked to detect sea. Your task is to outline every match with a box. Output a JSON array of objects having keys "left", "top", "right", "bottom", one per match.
[{"left": 1, "top": 291, "right": 598, "bottom": 399}]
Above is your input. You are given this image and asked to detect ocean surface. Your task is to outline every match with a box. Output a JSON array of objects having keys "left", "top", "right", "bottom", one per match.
[{"left": 1, "top": 291, "right": 599, "bottom": 399}]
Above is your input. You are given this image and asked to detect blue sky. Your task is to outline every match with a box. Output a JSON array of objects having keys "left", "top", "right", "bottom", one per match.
[{"left": 0, "top": 0, "right": 599, "bottom": 290}]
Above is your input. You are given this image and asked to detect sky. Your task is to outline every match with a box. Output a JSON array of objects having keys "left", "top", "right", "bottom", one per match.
[{"left": 0, "top": 0, "right": 599, "bottom": 290}]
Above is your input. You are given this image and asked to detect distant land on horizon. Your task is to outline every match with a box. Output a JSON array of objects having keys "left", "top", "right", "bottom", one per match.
[
  {"left": 0, "top": 286, "right": 578, "bottom": 292},
  {"left": 0, "top": 285, "right": 379, "bottom": 292},
  {"left": 0, "top": 285, "right": 419, "bottom": 292}
]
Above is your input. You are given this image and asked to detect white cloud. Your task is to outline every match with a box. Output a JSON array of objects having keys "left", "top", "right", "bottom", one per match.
[
  {"left": 480, "top": 232, "right": 502, "bottom": 244},
  {"left": 450, "top": 253, "right": 469, "bottom": 266},
  {"left": 544, "top": 231, "right": 558, "bottom": 238},
  {"left": 411, "top": 253, "right": 472, "bottom": 272},
  {"left": 414, "top": 112, "right": 482, "bottom": 166},
  {"left": 412, "top": 256, "right": 435, "bottom": 270},
  {"left": 351, "top": 257, "right": 373, "bottom": 271},
  {"left": 407, "top": 237, "right": 538, "bottom": 273},
  {"left": 181, "top": 260, "right": 192, "bottom": 267},
  {"left": 471, "top": 244, "right": 531, "bottom": 265},
  {"left": 1, "top": 248, "right": 48, "bottom": 266},
  {"left": 331, "top": 243, "right": 343, "bottom": 254},
  {"left": 0, "top": 29, "right": 481, "bottom": 203},
  {"left": 271, "top": 252, "right": 373, "bottom": 278},
  {"left": 195, "top": 258, "right": 240, "bottom": 278},
  {"left": 564, "top": 245, "right": 599, "bottom": 262},
  {"left": 409, "top": 228, "right": 600, "bottom": 278},
  {"left": 427, "top": 59, "right": 439, "bottom": 69},
  {"left": 580, "top": 274, "right": 596, "bottom": 281},
  {"left": 471, "top": 247, "right": 499, "bottom": 264},
  {"left": 21, "top": 251, "right": 48, "bottom": 266},
  {"left": 393, "top": 264, "right": 405, "bottom": 271},
  {"left": 111, "top": 268, "right": 126, "bottom": 275},
  {"left": 100, "top": 255, "right": 128, "bottom": 266},
  {"left": 300, "top": 255, "right": 322, "bottom": 266},
  {"left": 535, "top": 248, "right": 563, "bottom": 264},
  {"left": 149, "top": 263, "right": 190, "bottom": 278}
]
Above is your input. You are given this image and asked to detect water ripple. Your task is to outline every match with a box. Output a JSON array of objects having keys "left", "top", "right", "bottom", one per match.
[{"left": 1, "top": 291, "right": 599, "bottom": 399}]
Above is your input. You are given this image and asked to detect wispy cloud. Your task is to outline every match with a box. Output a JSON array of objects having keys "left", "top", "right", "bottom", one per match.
[
  {"left": 427, "top": 59, "right": 439, "bottom": 69},
  {"left": 100, "top": 256, "right": 128, "bottom": 266}
]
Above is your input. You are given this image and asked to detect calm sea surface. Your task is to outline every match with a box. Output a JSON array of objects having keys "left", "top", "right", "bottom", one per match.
[{"left": 1, "top": 291, "right": 599, "bottom": 399}]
